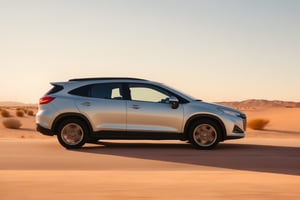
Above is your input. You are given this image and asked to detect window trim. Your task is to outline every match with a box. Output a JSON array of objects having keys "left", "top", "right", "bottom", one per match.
[
  {"left": 124, "top": 83, "right": 189, "bottom": 104},
  {"left": 68, "top": 83, "right": 124, "bottom": 100},
  {"left": 68, "top": 82, "right": 189, "bottom": 103}
]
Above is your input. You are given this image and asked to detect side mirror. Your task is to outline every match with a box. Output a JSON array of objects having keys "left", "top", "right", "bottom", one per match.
[{"left": 169, "top": 96, "right": 179, "bottom": 109}]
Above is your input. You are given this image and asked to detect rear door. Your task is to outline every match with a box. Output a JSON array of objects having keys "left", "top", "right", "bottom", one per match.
[{"left": 71, "top": 83, "right": 126, "bottom": 132}]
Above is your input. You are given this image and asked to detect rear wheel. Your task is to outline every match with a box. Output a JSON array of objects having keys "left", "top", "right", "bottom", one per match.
[
  {"left": 57, "top": 119, "right": 88, "bottom": 149},
  {"left": 189, "top": 119, "right": 221, "bottom": 150}
]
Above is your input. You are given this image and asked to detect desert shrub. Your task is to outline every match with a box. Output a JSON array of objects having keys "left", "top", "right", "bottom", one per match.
[
  {"left": 1, "top": 109, "right": 10, "bottom": 117},
  {"left": 17, "top": 107, "right": 27, "bottom": 113},
  {"left": 247, "top": 118, "right": 270, "bottom": 130},
  {"left": 16, "top": 110, "right": 25, "bottom": 117},
  {"left": 2, "top": 118, "right": 22, "bottom": 129},
  {"left": 23, "top": 108, "right": 28, "bottom": 114},
  {"left": 27, "top": 110, "right": 35, "bottom": 116}
]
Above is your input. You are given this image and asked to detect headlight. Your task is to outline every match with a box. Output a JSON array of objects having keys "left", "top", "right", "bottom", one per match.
[{"left": 218, "top": 108, "right": 241, "bottom": 117}]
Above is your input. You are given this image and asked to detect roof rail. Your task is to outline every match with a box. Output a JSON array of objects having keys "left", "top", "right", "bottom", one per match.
[{"left": 69, "top": 77, "right": 147, "bottom": 82}]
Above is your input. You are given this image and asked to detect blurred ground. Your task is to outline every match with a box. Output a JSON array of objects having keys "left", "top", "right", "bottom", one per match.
[{"left": 0, "top": 107, "right": 299, "bottom": 199}]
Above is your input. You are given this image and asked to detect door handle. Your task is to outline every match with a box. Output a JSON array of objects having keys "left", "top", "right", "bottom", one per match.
[
  {"left": 81, "top": 102, "right": 91, "bottom": 107},
  {"left": 131, "top": 105, "right": 140, "bottom": 109}
]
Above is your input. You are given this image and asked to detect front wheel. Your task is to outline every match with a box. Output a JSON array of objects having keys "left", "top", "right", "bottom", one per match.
[
  {"left": 189, "top": 119, "right": 221, "bottom": 150},
  {"left": 57, "top": 119, "right": 88, "bottom": 149}
]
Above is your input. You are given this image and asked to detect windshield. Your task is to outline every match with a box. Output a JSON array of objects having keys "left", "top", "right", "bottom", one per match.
[{"left": 159, "top": 83, "right": 199, "bottom": 101}]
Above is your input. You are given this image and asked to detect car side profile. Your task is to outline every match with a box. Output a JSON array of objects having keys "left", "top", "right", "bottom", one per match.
[{"left": 36, "top": 77, "right": 246, "bottom": 150}]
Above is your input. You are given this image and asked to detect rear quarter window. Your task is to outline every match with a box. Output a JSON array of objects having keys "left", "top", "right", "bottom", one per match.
[
  {"left": 46, "top": 85, "right": 64, "bottom": 95},
  {"left": 68, "top": 85, "right": 90, "bottom": 97}
]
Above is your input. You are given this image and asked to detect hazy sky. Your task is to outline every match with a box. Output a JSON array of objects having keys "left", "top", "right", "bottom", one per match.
[{"left": 1, "top": 0, "right": 299, "bottom": 103}]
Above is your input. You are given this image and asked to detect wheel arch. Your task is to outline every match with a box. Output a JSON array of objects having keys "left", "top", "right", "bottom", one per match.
[
  {"left": 184, "top": 114, "right": 226, "bottom": 141},
  {"left": 52, "top": 113, "right": 93, "bottom": 135}
]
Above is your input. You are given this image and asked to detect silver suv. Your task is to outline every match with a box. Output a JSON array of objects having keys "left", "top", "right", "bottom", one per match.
[{"left": 36, "top": 78, "right": 246, "bottom": 149}]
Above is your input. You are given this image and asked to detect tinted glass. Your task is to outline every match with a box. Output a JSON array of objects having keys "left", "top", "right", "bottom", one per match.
[
  {"left": 69, "top": 85, "right": 90, "bottom": 97},
  {"left": 90, "top": 84, "right": 122, "bottom": 99},
  {"left": 46, "top": 85, "right": 64, "bottom": 95},
  {"left": 69, "top": 83, "right": 123, "bottom": 100}
]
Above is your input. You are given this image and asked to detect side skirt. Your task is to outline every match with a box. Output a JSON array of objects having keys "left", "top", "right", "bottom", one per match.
[{"left": 89, "top": 131, "right": 187, "bottom": 140}]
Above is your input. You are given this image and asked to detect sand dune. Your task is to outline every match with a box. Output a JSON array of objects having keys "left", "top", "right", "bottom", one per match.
[
  {"left": 246, "top": 107, "right": 300, "bottom": 133},
  {"left": 218, "top": 99, "right": 300, "bottom": 109},
  {"left": 0, "top": 101, "right": 37, "bottom": 107}
]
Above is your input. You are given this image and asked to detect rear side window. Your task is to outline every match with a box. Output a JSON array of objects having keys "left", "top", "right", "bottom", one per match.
[
  {"left": 69, "top": 83, "right": 123, "bottom": 100},
  {"left": 46, "top": 85, "right": 64, "bottom": 95}
]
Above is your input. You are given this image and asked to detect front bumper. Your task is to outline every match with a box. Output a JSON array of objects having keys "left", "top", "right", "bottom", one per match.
[
  {"left": 224, "top": 116, "right": 246, "bottom": 140},
  {"left": 226, "top": 132, "right": 245, "bottom": 140}
]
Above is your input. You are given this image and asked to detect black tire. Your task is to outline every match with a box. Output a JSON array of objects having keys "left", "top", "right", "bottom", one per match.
[
  {"left": 188, "top": 119, "right": 221, "bottom": 150},
  {"left": 57, "top": 118, "right": 88, "bottom": 149}
]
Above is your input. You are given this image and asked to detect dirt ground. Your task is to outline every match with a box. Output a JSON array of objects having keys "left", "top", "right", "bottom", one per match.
[{"left": 0, "top": 107, "right": 299, "bottom": 199}]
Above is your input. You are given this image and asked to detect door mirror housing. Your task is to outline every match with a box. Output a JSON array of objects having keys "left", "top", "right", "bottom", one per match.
[{"left": 169, "top": 96, "right": 179, "bottom": 109}]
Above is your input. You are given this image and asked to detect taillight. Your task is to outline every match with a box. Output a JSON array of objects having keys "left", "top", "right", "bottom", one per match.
[{"left": 39, "top": 96, "right": 55, "bottom": 105}]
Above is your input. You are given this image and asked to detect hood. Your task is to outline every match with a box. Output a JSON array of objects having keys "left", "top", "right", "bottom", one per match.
[{"left": 191, "top": 100, "right": 246, "bottom": 116}]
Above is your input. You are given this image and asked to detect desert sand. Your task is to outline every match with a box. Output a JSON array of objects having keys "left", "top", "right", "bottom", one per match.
[{"left": 0, "top": 106, "right": 299, "bottom": 199}]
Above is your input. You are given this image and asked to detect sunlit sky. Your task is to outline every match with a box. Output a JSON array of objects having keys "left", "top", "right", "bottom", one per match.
[{"left": 1, "top": 0, "right": 299, "bottom": 103}]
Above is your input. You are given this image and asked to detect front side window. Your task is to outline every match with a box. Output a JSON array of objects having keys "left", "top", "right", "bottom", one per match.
[{"left": 128, "top": 84, "right": 170, "bottom": 103}]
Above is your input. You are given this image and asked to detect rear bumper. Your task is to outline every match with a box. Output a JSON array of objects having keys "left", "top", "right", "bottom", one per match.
[{"left": 36, "top": 124, "right": 55, "bottom": 136}]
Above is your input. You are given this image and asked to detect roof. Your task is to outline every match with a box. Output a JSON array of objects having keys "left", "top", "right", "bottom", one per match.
[{"left": 68, "top": 77, "right": 147, "bottom": 82}]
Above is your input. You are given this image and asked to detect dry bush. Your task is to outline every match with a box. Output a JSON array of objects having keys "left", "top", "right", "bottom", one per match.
[
  {"left": 1, "top": 109, "right": 10, "bottom": 117},
  {"left": 2, "top": 118, "right": 22, "bottom": 129},
  {"left": 17, "top": 107, "right": 27, "bottom": 113},
  {"left": 16, "top": 110, "right": 25, "bottom": 117},
  {"left": 247, "top": 118, "right": 270, "bottom": 130},
  {"left": 27, "top": 110, "right": 35, "bottom": 116},
  {"left": 23, "top": 108, "right": 28, "bottom": 114}
]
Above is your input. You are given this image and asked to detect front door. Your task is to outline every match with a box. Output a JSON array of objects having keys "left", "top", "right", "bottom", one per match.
[{"left": 126, "top": 83, "right": 184, "bottom": 133}]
